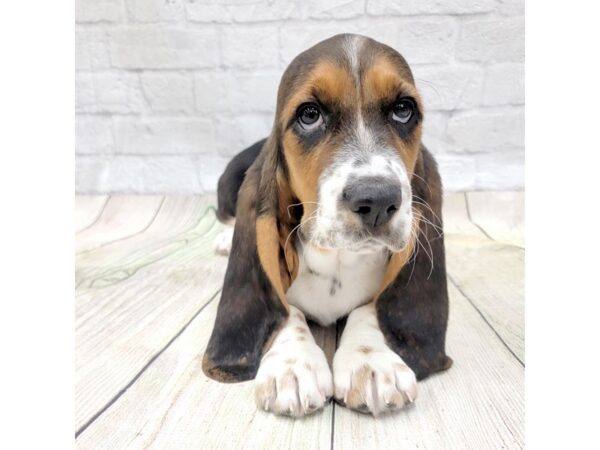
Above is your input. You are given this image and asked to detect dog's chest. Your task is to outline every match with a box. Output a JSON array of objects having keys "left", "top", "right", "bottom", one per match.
[{"left": 286, "top": 243, "right": 388, "bottom": 326}]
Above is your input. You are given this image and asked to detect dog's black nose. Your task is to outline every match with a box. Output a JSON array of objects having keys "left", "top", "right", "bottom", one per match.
[{"left": 342, "top": 177, "right": 402, "bottom": 228}]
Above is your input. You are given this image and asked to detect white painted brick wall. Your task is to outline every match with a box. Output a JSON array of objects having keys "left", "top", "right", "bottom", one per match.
[{"left": 75, "top": 0, "right": 524, "bottom": 193}]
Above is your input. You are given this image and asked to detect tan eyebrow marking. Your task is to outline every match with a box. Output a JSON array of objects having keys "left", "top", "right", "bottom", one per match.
[
  {"left": 280, "top": 60, "right": 355, "bottom": 128},
  {"left": 363, "top": 57, "right": 422, "bottom": 109}
]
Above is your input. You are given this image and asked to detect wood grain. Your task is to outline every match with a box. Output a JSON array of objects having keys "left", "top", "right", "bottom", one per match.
[
  {"left": 75, "top": 200, "right": 227, "bottom": 432},
  {"left": 443, "top": 192, "right": 488, "bottom": 237},
  {"left": 333, "top": 281, "right": 524, "bottom": 449},
  {"left": 446, "top": 236, "right": 525, "bottom": 363},
  {"left": 75, "top": 196, "right": 216, "bottom": 288},
  {"left": 442, "top": 192, "right": 524, "bottom": 362},
  {"left": 76, "top": 298, "right": 337, "bottom": 450},
  {"left": 75, "top": 195, "right": 109, "bottom": 232},
  {"left": 466, "top": 191, "right": 524, "bottom": 246},
  {"left": 74, "top": 193, "right": 524, "bottom": 449},
  {"left": 76, "top": 195, "right": 164, "bottom": 253}
]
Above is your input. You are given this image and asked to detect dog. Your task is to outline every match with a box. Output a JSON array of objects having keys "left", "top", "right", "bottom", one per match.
[{"left": 202, "top": 34, "right": 452, "bottom": 417}]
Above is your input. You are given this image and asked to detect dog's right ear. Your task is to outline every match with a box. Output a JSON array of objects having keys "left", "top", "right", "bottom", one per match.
[{"left": 202, "top": 135, "right": 298, "bottom": 382}]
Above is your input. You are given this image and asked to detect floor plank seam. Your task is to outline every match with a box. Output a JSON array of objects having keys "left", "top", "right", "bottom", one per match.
[
  {"left": 75, "top": 288, "right": 222, "bottom": 439},
  {"left": 330, "top": 320, "right": 339, "bottom": 450},
  {"left": 447, "top": 274, "right": 525, "bottom": 367},
  {"left": 77, "top": 196, "right": 166, "bottom": 255},
  {"left": 463, "top": 193, "right": 526, "bottom": 250},
  {"left": 75, "top": 209, "right": 219, "bottom": 291},
  {"left": 463, "top": 192, "right": 495, "bottom": 242},
  {"left": 76, "top": 195, "right": 111, "bottom": 234}
]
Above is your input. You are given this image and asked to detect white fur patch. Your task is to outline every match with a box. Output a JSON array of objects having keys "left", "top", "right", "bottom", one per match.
[
  {"left": 310, "top": 151, "right": 413, "bottom": 252},
  {"left": 333, "top": 302, "right": 417, "bottom": 415},
  {"left": 287, "top": 242, "right": 387, "bottom": 326},
  {"left": 344, "top": 34, "right": 365, "bottom": 84},
  {"left": 214, "top": 225, "right": 234, "bottom": 256},
  {"left": 255, "top": 306, "right": 333, "bottom": 417}
]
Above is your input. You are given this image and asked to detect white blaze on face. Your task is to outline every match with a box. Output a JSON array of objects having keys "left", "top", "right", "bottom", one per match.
[
  {"left": 303, "top": 35, "right": 413, "bottom": 252},
  {"left": 344, "top": 34, "right": 365, "bottom": 84},
  {"left": 311, "top": 140, "right": 413, "bottom": 251}
]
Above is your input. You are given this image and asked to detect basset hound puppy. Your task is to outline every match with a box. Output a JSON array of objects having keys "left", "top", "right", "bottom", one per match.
[{"left": 203, "top": 33, "right": 452, "bottom": 417}]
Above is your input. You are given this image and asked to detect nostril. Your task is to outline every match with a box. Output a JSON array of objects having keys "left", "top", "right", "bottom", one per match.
[
  {"left": 386, "top": 205, "right": 398, "bottom": 215},
  {"left": 356, "top": 205, "right": 371, "bottom": 215}
]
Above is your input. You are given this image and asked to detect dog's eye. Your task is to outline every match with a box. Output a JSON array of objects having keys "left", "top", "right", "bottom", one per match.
[
  {"left": 391, "top": 98, "right": 415, "bottom": 124},
  {"left": 297, "top": 103, "right": 323, "bottom": 130}
]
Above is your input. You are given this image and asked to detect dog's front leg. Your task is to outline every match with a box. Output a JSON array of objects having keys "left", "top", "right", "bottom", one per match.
[
  {"left": 255, "top": 306, "right": 333, "bottom": 417},
  {"left": 333, "top": 302, "right": 418, "bottom": 415}
]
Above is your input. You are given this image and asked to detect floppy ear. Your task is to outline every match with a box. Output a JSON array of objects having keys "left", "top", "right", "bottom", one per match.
[
  {"left": 203, "top": 135, "right": 299, "bottom": 382},
  {"left": 375, "top": 145, "right": 453, "bottom": 380}
]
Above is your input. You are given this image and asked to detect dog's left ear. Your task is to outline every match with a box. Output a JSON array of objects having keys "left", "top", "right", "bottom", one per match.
[
  {"left": 374, "top": 146, "right": 453, "bottom": 380},
  {"left": 202, "top": 134, "right": 299, "bottom": 383}
]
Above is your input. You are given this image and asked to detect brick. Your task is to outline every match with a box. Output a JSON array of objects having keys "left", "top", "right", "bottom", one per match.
[
  {"left": 281, "top": 19, "right": 456, "bottom": 67},
  {"left": 434, "top": 153, "right": 477, "bottom": 191},
  {"left": 496, "top": 0, "right": 524, "bottom": 16},
  {"left": 125, "top": 0, "right": 184, "bottom": 23},
  {"left": 456, "top": 17, "right": 524, "bottom": 63},
  {"left": 474, "top": 150, "right": 524, "bottom": 190},
  {"left": 193, "top": 72, "right": 226, "bottom": 114},
  {"left": 75, "top": 30, "right": 110, "bottom": 70},
  {"left": 423, "top": 111, "right": 449, "bottom": 140},
  {"left": 76, "top": 117, "right": 114, "bottom": 154},
  {"left": 76, "top": 72, "right": 144, "bottom": 114},
  {"left": 429, "top": 148, "right": 525, "bottom": 192},
  {"left": 280, "top": 24, "right": 366, "bottom": 66},
  {"left": 447, "top": 108, "right": 524, "bottom": 152},
  {"left": 482, "top": 63, "right": 524, "bottom": 106},
  {"left": 75, "top": 155, "right": 205, "bottom": 193},
  {"left": 194, "top": 71, "right": 280, "bottom": 113},
  {"left": 197, "top": 153, "right": 233, "bottom": 192},
  {"left": 413, "top": 65, "right": 484, "bottom": 111},
  {"left": 186, "top": 0, "right": 364, "bottom": 23},
  {"left": 367, "top": 0, "right": 494, "bottom": 15},
  {"left": 114, "top": 119, "right": 216, "bottom": 154},
  {"left": 300, "top": 0, "right": 365, "bottom": 20},
  {"left": 222, "top": 26, "right": 279, "bottom": 69},
  {"left": 422, "top": 112, "right": 452, "bottom": 155},
  {"left": 227, "top": 71, "right": 280, "bottom": 112},
  {"left": 364, "top": 18, "right": 458, "bottom": 65},
  {"left": 75, "top": 0, "right": 123, "bottom": 23},
  {"left": 109, "top": 28, "right": 218, "bottom": 69},
  {"left": 140, "top": 72, "right": 193, "bottom": 113},
  {"left": 186, "top": 0, "right": 289, "bottom": 23},
  {"left": 214, "top": 114, "right": 273, "bottom": 156}
]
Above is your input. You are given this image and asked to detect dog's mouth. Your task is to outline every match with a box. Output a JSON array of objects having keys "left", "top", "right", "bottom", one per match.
[{"left": 298, "top": 212, "right": 412, "bottom": 254}]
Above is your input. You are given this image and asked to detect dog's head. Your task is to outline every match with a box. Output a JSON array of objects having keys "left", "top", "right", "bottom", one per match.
[{"left": 266, "top": 34, "right": 423, "bottom": 255}]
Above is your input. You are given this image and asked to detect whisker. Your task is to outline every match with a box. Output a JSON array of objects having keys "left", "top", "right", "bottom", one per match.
[
  {"left": 410, "top": 172, "right": 433, "bottom": 196},
  {"left": 413, "top": 210, "right": 443, "bottom": 239},
  {"left": 412, "top": 195, "right": 443, "bottom": 225},
  {"left": 283, "top": 212, "right": 319, "bottom": 269},
  {"left": 286, "top": 201, "right": 319, "bottom": 219},
  {"left": 406, "top": 228, "right": 420, "bottom": 287},
  {"left": 417, "top": 221, "right": 435, "bottom": 279}
]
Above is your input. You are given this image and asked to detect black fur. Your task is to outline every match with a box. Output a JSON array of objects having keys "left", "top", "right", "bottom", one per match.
[
  {"left": 376, "top": 147, "right": 452, "bottom": 380},
  {"left": 203, "top": 149, "right": 288, "bottom": 382},
  {"left": 216, "top": 138, "right": 266, "bottom": 222}
]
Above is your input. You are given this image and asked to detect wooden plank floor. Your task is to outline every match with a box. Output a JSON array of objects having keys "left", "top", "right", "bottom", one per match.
[{"left": 75, "top": 192, "right": 524, "bottom": 449}]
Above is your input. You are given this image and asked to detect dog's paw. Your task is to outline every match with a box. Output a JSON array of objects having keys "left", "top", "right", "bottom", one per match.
[
  {"left": 333, "top": 344, "right": 417, "bottom": 415},
  {"left": 255, "top": 331, "right": 333, "bottom": 416},
  {"left": 214, "top": 227, "right": 234, "bottom": 256}
]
